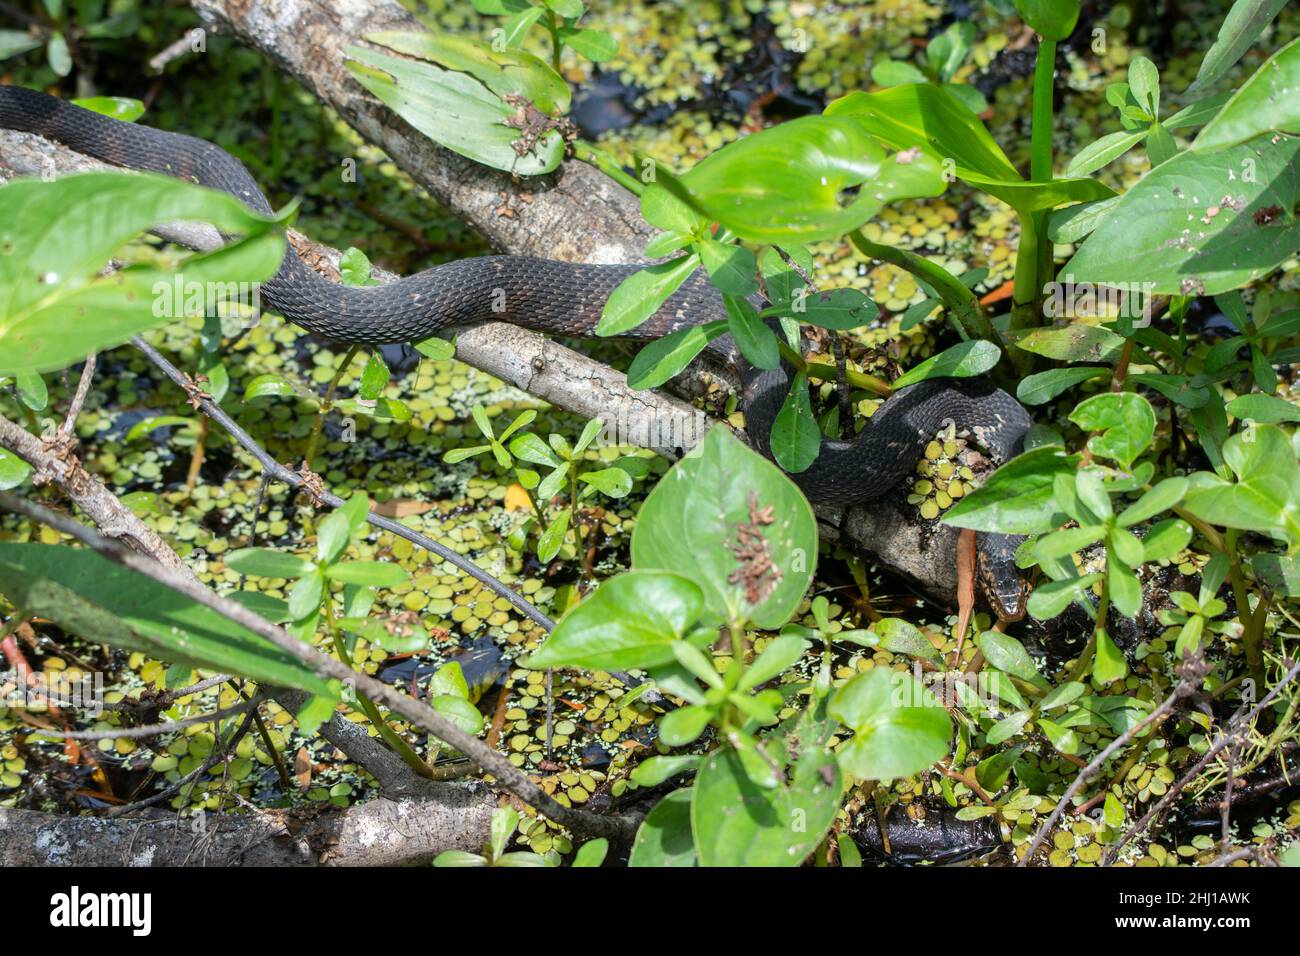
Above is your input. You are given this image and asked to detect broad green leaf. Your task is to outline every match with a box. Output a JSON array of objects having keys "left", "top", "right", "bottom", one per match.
[
  {"left": 628, "top": 789, "right": 697, "bottom": 867},
  {"left": 1142, "top": 518, "right": 1193, "bottom": 561},
  {"left": 976, "top": 631, "right": 1040, "bottom": 682},
  {"left": 1118, "top": 477, "right": 1188, "bottom": 526},
  {"left": 629, "top": 754, "right": 701, "bottom": 787},
  {"left": 562, "top": 27, "right": 618, "bottom": 62},
  {"left": 1196, "top": 36, "right": 1300, "bottom": 151},
  {"left": 873, "top": 618, "right": 943, "bottom": 663},
  {"left": 1015, "top": 0, "right": 1080, "bottom": 40},
  {"left": 830, "top": 667, "right": 951, "bottom": 779},
  {"left": 0, "top": 172, "right": 285, "bottom": 375},
  {"left": 1193, "top": 0, "right": 1290, "bottom": 93},
  {"left": 1226, "top": 393, "right": 1300, "bottom": 423},
  {"left": 365, "top": 31, "right": 569, "bottom": 113},
  {"left": 1069, "top": 392, "right": 1156, "bottom": 469},
  {"left": 892, "top": 339, "right": 1001, "bottom": 388},
  {"left": 1066, "top": 133, "right": 1300, "bottom": 296},
  {"left": 536, "top": 508, "right": 570, "bottom": 563},
  {"left": 1066, "top": 128, "right": 1149, "bottom": 177},
  {"left": 1012, "top": 323, "right": 1125, "bottom": 363},
  {"left": 872, "top": 60, "right": 928, "bottom": 86},
  {"left": 578, "top": 467, "right": 633, "bottom": 498},
  {"left": 325, "top": 560, "right": 409, "bottom": 588},
  {"left": 1016, "top": 366, "right": 1110, "bottom": 405},
  {"left": 986, "top": 710, "right": 1032, "bottom": 745},
  {"left": 679, "top": 113, "right": 946, "bottom": 243},
  {"left": 1093, "top": 629, "right": 1129, "bottom": 685},
  {"left": 345, "top": 47, "right": 563, "bottom": 175},
  {"left": 1251, "top": 553, "right": 1300, "bottom": 596},
  {"left": 737, "top": 634, "right": 809, "bottom": 691},
  {"left": 698, "top": 239, "right": 757, "bottom": 296},
  {"left": 524, "top": 570, "right": 706, "bottom": 671},
  {"left": 632, "top": 425, "right": 817, "bottom": 629},
  {"left": 691, "top": 737, "right": 840, "bottom": 866},
  {"left": 769, "top": 370, "right": 821, "bottom": 474},
  {"left": 943, "top": 446, "right": 1078, "bottom": 534},
  {"left": 226, "top": 547, "right": 315, "bottom": 579},
  {"left": 1047, "top": 196, "right": 1122, "bottom": 243},
  {"left": 1027, "top": 573, "right": 1102, "bottom": 619},
  {"left": 768, "top": 287, "right": 879, "bottom": 331},
  {"left": 431, "top": 694, "right": 485, "bottom": 738},
  {"left": 571, "top": 838, "right": 609, "bottom": 867},
  {"left": 658, "top": 704, "right": 714, "bottom": 746},
  {"left": 725, "top": 294, "right": 779, "bottom": 370},
  {"left": 625, "top": 318, "right": 728, "bottom": 389},
  {"left": 0, "top": 543, "right": 336, "bottom": 698},
  {"left": 1182, "top": 424, "right": 1300, "bottom": 548},
  {"left": 0, "top": 448, "right": 32, "bottom": 490},
  {"left": 0, "top": 30, "right": 42, "bottom": 61},
  {"left": 70, "top": 96, "right": 145, "bottom": 122},
  {"left": 597, "top": 255, "right": 699, "bottom": 336},
  {"left": 976, "top": 743, "right": 1027, "bottom": 792}
]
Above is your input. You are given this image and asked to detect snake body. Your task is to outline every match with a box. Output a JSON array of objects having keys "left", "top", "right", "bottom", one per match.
[{"left": 0, "top": 86, "right": 1032, "bottom": 617}]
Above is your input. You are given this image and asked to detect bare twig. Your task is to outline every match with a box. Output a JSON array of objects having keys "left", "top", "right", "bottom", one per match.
[
  {"left": 32, "top": 698, "right": 258, "bottom": 740},
  {"left": 60, "top": 353, "right": 96, "bottom": 436}
]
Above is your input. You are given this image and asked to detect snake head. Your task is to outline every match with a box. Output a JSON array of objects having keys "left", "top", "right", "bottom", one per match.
[{"left": 977, "top": 532, "right": 1029, "bottom": 623}]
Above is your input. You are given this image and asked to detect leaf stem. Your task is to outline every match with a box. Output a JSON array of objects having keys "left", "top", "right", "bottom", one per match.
[
  {"left": 572, "top": 140, "right": 644, "bottom": 196},
  {"left": 304, "top": 345, "right": 359, "bottom": 469}
]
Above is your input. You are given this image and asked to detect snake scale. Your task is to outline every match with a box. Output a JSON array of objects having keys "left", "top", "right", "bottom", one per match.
[{"left": 0, "top": 85, "right": 1033, "bottom": 618}]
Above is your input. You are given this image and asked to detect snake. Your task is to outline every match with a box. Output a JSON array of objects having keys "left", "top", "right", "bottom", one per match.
[{"left": 0, "top": 85, "right": 1033, "bottom": 619}]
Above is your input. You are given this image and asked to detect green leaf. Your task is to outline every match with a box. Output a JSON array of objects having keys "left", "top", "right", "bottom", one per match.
[
  {"left": 625, "top": 318, "right": 728, "bottom": 389},
  {"left": 1026, "top": 573, "right": 1102, "bottom": 619},
  {"left": 1016, "top": 366, "right": 1110, "bottom": 405},
  {"left": 46, "top": 33, "right": 71, "bottom": 76},
  {"left": 578, "top": 467, "right": 633, "bottom": 498},
  {"left": 873, "top": 618, "right": 943, "bottom": 663},
  {"left": 770, "top": 287, "right": 879, "bottom": 331},
  {"left": 325, "top": 560, "right": 408, "bottom": 588},
  {"left": 0, "top": 448, "right": 32, "bottom": 490},
  {"left": 412, "top": 336, "right": 455, "bottom": 360},
  {"left": 1127, "top": 56, "right": 1161, "bottom": 118},
  {"left": 524, "top": 570, "right": 706, "bottom": 671},
  {"left": 431, "top": 694, "right": 485, "bottom": 738},
  {"left": 697, "top": 239, "right": 757, "bottom": 296},
  {"left": 1014, "top": 0, "right": 1080, "bottom": 40},
  {"left": 986, "top": 710, "right": 1032, "bottom": 745},
  {"left": 536, "top": 508, "right": 570, "bottom": 563},
  {"left": 658, "top": 704, "right": 714, "bottom": 746},
  {"left": 1142, "top": 518, "right": 1193, "bottom": 561},
  {"left": 225, "top": 548, "right": 315, "bottom": 579},
  {"left": 1118, "top": 477, "right": 1188, "bottom": 526},
  {"left": 1066, "top": 133, "right": 1300, "bottom": 296},
  {"left": 0, "top": 172, "right": 285, "bottom": 375},
  {"left": 943, "top": 446, "right": 1078, "bottom": 534},
  {"left": 725, "top": 294, "right": 780, "bottom": 370},
  {"left": 892, "top": 339, "right": 1000, "bottom": 388},
  {"left": 1093, "top": 629, "right": 1129, "bottom": 685},
  {"left": 769, "top": 370, "right": 821, "bottom": 474},
  {"left": 1066, "top": 128, "right": 1150, "bottom": 177},
  {"left": 976, "top": 743, "right": 1026, "bottom": 792},
  {"left": 629, "top": 754, "right": 701, "bottom": 787},
  {"left": 0, "top": 31, "right": 42, "bottom": 62},
  {"left": 679, "top": 114, "right": 946, "bottom": 244},
  {"left": 1013, "top": 323, "right": 1126, "bottom": 363},
  {"left": 338, "top": 247, "right": 378, "bottom": 287},
  {"left": 1196, "top": 36, "right": 1300, "bottom": 151},
  {"left": 632, "top": 425, "right": 817, "bottom": 629},
  {"left": 288, "top": 571, "right": 324, "bottom": 621},
  {"left": 1069, "top": 392, "right": 1156, "bottom": 469},
  {"left": 1192, "top": 0, "right": 1290, "bottom": 93},
  {"left": 243, "top": 374, "right": 303, "bottom": 401},
  {"left": 871, "top": 60, "right": 928, "bottom": 86},
  {"left": 69, "top": 96, "right": 145, "bottom": 122},
  {"left": 1251, "top": 553, "right": 1300, "bottom": 596},
  {"left": 561, "top": 27, "right": 618, "bottom": 62},
  {"left": 692, "top": 737, "right": 840, "bottom": 866},
  {"left": 509, "top": 432, "right": 563, "bottom": 468},
  {"left": 976, "top": 631, "right": 1040, "bottom": 682},
  {"left": 596, "top": 254, "right": 699, "bottom": 337},
  {"left": 628, "top": 789, "right": 697, "bottom": 867},
  {"left": 1046, "top": 196, "right": 1122, "bottom": 244},
  {"left": 1226, "top": 393, "right": 1300, "bottom": 423},
  {"left": 357, "top": 352, "right": 389, "bottom": 401},
  {"left": 571, "top": 838, "right": 609, "bottom": 867},
  {"left": 0, "top": 543, "right": 336, "bottom": 698},
  {"left": 345, "top": 44, "right": 564, "bottom": 176},
  {"left": 830, "top": 667, "right": 951, "bottom": 779},
  {"left": 1182, "top": 424, "right": 1300, "bottom": 548},
  {"left": 737, "top": 634, "right": 809, "bottom": 691}
]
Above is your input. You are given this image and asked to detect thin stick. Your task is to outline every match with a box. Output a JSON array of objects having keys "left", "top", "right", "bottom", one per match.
[{"left": 60, "top": 353, "right": 96, "bottom": 436}]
